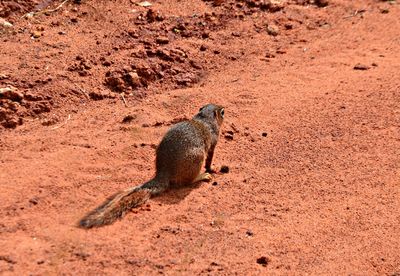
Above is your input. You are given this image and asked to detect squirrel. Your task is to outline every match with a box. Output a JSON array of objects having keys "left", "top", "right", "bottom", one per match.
[{"left": 79, "top": 103, "right": 225, "bottom": 228}]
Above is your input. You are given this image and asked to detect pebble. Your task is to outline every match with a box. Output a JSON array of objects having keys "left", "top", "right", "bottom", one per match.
[
  {"left": 220, "top": 165, "right": 230, "bottom": 174},
  {"left": 122, "top": 114, "right": 136, "bottom": 123},
  {"left": 0, "top": 18, "right": 13, "bottom": 28},
  {"left": 246, "top": 230, "right": 254, "bottom": 236},
  {"left": 29, "top": 197, "right": 39, "bottom": 205},
  {"left": 89, "top": 91, "right": 114, "bottom": 100},
  {"left": 354, "top": 63, "right": 370, "bottom": 70},
  {"left": 266, "top": 24, "right": 279, "bottom": 36},
  {"left": 156, "top": 36, "right": 169, "bottom": 44},
  {"left": 224, "top": 133, "right": 234, "bottom": 140},
  {"left": 137, "top": 1, "right": 152, "bottom": 7},
  {"left": 32, "top": 31, "right": 42, "bottom": 38},
  {"left": 125, "top": 71, "right": 142, "bottom": 87},
  {"left": 315, "top": 0, "right": 329, "bottom": 7},
  {"left": 380, "top": 8, "right": 389, "bottom": 14},
  {"left": 0, "top": 87, "right": 23, "bottom": 102},
  {"left": 256, "top": 256, "right": 270, "bottom": 266}
]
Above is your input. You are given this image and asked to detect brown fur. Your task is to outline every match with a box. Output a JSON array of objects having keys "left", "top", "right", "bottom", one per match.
[{"left": 78, "top": 104, "right": 224, "bottom": 228}]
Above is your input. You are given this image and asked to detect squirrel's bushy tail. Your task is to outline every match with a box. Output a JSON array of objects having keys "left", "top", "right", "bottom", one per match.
[{"left": 79, "top": 178, "right": 167, "bottom": 228}]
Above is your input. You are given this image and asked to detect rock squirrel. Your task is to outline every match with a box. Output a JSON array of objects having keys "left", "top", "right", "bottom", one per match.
[{"left": 79, "top": 103, "right": 225, "bottom": 228}]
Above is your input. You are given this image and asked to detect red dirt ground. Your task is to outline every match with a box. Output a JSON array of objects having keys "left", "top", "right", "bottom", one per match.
[{"left": 1, "top": 0, "right": 400, "bottom": 275}]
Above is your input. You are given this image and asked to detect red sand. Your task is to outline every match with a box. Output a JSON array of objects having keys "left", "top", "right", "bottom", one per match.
[{"left": 1, "top": 0, "right": 399, "bottom": 274}]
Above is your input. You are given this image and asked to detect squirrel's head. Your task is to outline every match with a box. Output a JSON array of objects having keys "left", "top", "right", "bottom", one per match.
[{"left": 195, "top": 104, "right": 224, "bottom": 127}]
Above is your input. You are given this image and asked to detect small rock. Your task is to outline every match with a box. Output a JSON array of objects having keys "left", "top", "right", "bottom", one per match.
[
  {"left": 200, "top": 45, "right": 207, "bottom": 51},
  {"left": 257, "top": 256, "right": 270, "bottom": 266},
  {"left": 89, "top": 91, "right": 111, "bottom": 100},
  {"left": 246, "top": 230, "right": 254, "bottom": 236},
  {"left": 137, "top": 1, "right": 152, "bottom": 7},
  {"left": 156, "top": 36, "right": 169, "bottom": 44},
  {"left": 354, "top": 63, "right": 370, "bottom": 70},
  {"left": 105, "top": 75, "right": 125, "bottom": 92},
  {"left": 284, "top": 23, "right": 293, "bottom": 30},
  {"left": 262, "top": 132, "right": 268, "bottom": 137},
  {"left": 37, "top": 260, "right": 45, "bottom": 265},
  {"left": 231, "top": 31, "right": 241, "bottom": 37},
  {"left": 262, "top": 0, "right": 285, "bottom": 12},
  {"left": 315, "top": 0, "right": 329, "bottom": 7},
  {"left": 0, "top": 18, "right": 13, "bottom": 28},
  {"left": 24, "top": 92, "right": 43, "bottom": 101},
  {"left": 125, "top": 71, "right": 142, "bottom": 87},
  {"left": 212, "top": 181, "right": 218, "bottom": 186},
  {"left": 224, "top": 133, "right": 234, "bottom": 140},
  {"left": 122, "top": 114, "right": 136, "bottom": 123},
  {"left": 128, "top": 29, "right": 139, "bottom": 38},
  {"left": 190, "top": 60, "right": 202, "bottom": 69},
  {"left": 42, "top": 117, "right": 59, "bottom": 126},
  {"left": 220, "top": 165, "right": 230, "bottom": 174},
  {"left": 0, "top": 73, "right": 8, "bottom": 80},
  {"left": 201, "top": 32, "right": 210, "bottom": 39},
  {"left": 32, "top": 31, "right": 42, "bottom": 38},
  {"left": 29, "top": 197, "right": 39, "bottom": 205},
  {"left": 102, "top": 60, "right": 112, "bottom": 66},
  {"left": 266, "top": 24, "right": 279, "bottom": 36},
  {"left": 146, "top": 9, "right": 158, "bottom": 22},
  {"left": 2, "top": 117, "right": 22, "bottom": 128},
  {"left": 0, "top": 87, "right": 23, "bottom": 102},
  {"left": 380, "top": 8, "right": 389, "bottom": 14}
]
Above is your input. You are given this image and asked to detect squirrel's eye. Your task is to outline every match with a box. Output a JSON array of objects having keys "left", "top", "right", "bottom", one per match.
[{"left": 220, "top": 108, "right": 224, "bottom": 118}]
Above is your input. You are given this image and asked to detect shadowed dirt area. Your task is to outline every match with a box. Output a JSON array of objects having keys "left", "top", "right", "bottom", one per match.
[{"left": 1, "top": 0, "right": 400, "bottom": 274}]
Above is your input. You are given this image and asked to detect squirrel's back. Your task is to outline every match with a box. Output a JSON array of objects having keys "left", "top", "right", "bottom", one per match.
[{"left": 156, "top": 120, "right": 211, "bottom": 186}]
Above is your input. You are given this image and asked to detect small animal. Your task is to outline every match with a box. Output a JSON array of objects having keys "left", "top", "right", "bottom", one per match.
[{"left": 79, "top": 103, "right": 225, "bottom": 228}]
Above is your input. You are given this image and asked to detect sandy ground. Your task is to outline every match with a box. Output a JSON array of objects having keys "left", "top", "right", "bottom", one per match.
[{"left": 1, "top": 0, "right": 400, "bottom": 275}]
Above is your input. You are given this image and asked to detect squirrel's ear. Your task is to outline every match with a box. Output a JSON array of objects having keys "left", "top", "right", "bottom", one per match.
[{"left": 220, "top": 108, "right": 224, "bottom": 118}]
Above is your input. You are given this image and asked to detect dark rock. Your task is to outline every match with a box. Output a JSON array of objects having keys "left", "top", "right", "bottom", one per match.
[
  {"left": 256, "top": 256, "right": 270, "bottom": 266},
  {"left": 0, "top": 87, "right": 23, "bottom": 102},
  {"left": 220, "top": 165, "right": 230, "bottom": 174},
  {"left": 315, "top": 0, "right": 329, "bottom": 7},
  {"left": 29, "top": 197, "right": 39, "bottom": 205},
  {"left": 354, "top": 63, "right": 370, "bottom": 70},
  {"left": 122, "top": 114, "right": 136, "bottom": 123},
  {"left": 156, "top": 36, "right": 169, "bottom": 44},
  {"left": 246, "top": 230, "right": 254, "bottom": 236}
]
